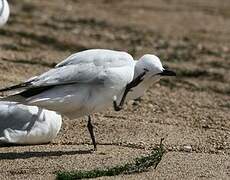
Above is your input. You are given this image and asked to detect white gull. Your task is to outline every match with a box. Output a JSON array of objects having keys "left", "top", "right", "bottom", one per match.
[{"left": 0, "top": 49, "right": 176, "bottom": 149}]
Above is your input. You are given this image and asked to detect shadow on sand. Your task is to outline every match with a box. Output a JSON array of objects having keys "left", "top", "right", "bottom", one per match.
[{"left": 0, "top": 149, "right": 93, "bottom": 160}]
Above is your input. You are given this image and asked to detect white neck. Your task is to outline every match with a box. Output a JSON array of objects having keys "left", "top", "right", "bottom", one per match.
[{"left": 127, "top": 60, "right": 161, "bottom": 100}]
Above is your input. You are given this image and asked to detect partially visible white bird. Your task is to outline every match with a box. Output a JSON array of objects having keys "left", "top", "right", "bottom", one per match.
[
  {"left": 0, "top": 101, "right": 62, "bottom": 145},
  {"left": 0, "top": 49, "right": 176, "bottom": 150},
  {"left": 0, "top": 0, "right": 9, "bottom": 27}
]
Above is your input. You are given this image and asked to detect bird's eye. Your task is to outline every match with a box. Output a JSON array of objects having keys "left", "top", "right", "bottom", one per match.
[{"left": 143, "top": 68, "right": 149, "bottom": 72}]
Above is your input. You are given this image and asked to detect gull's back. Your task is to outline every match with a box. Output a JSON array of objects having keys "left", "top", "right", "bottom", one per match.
[{"left": 56, "top": 49, "right": 133, "bottom": 68}]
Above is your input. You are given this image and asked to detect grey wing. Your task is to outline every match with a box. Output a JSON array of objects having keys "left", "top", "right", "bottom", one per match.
[
  {"left": 55, "top": 49, "right": 134, "bottom": 68},
  {"left": 0, "top": 64, "right": 109, "bottom": 99},
  {"left": 0, "top": 65, "right": 99, "bottom": 93},
  {"left": 0, "top": 49, "right": 134, "bottom": 92},
  {"left": 0, "top": 102, "right": 31, "bottom": 131},
  {"left": 33, "top": 50, "right": 134, "bottom": 87},
  {"left": 30, "top": 63, "right": 106, "bottom": 87}
]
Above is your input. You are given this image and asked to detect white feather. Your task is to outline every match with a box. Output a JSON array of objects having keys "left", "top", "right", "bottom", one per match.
[
  {"left": 0, "top": 101, "right": 62, "bottom": 144},
  {"left": 0, "top": 0, "right": 9, "bottom": 27}
]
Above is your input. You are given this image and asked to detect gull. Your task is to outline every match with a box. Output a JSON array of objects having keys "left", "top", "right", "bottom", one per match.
[
  {"left": 0, "top": 0, "right": 9, "bottom": 27},
  {"left": 0, "top": 101, "right": 62, "bottom": 145},
  {"left": 0, "top": 49, "right": 176, "bottom": 150}
]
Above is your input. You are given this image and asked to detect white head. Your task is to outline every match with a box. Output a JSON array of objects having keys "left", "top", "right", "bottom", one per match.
[
  {"left": 128, "top": 54, "right": 176, "bottom": 100},
  {"left": 135, "top": 54, "right": 176, "bottom": 78},
  {"left": 0, "top": 0, "right": 10, "bottom": 27}
]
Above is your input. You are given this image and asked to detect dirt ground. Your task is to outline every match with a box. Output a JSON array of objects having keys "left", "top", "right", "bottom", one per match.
[{"left": 0, "top": 0, "right": 229, "bottom": 179}]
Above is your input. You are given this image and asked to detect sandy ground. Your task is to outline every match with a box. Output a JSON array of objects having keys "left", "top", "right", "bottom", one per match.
[{"left": 0, "top": 0, "right": 229, "bottom": 179}]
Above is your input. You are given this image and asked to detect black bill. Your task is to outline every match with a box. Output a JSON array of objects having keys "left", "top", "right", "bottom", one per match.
[{"left": 159, "top": 69, "right": 176, "bottom": 76}]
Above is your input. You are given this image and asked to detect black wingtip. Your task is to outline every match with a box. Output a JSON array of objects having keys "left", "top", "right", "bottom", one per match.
[
  {"left": 0, "top": 82, "right": 31, "bottom": 92},
  {"left": 19, "top": 85, "right": 55, "bottom": 98}
]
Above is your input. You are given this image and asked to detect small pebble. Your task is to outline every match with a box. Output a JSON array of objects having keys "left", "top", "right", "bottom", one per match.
[
  {"left": 148, "top": 103, "right": 154, "bottom": 109},
  {"left": 183, "top": 145, "right": 192, "bottom": 152}
]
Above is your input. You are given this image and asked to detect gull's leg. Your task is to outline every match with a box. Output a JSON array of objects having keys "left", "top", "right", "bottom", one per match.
[
  {"left": 87, "top": 115, "right": 97, "bottom": 151},
  {"left": 113, "top": 69, "right": 148, "bottom": 111}
]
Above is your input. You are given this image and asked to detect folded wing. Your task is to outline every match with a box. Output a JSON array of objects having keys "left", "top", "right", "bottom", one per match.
[{"left": 0, "top": 49, "right": 134, "bottom": 98}]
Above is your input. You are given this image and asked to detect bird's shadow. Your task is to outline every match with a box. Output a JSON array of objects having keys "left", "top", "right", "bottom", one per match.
[{"left": 0, "top": 147, "right": 93, "bottom": 160}]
